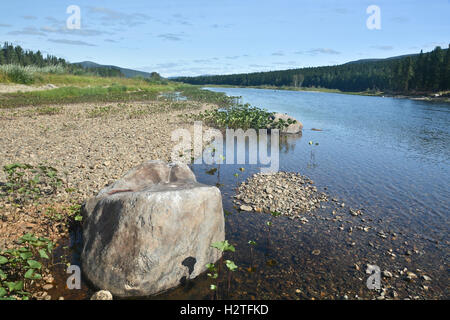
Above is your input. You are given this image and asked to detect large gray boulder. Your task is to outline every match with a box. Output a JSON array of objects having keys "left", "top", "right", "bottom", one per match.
[
  {"left": 81, "top": 160, "right": 225, "bottom": 297},
  {"left": 270, "top": 113, "right": 303, "bottom": 134}
]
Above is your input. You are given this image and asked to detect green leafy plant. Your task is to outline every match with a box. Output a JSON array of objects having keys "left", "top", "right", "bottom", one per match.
[
  {"left": 0, "top": 233, "right": 54, "bottom": 300},
  {"left": 208, "top": 240, "right": 238, "bottom": 299}
]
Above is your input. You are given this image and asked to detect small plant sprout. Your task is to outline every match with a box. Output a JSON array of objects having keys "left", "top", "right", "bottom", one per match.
[
  {"left": 224, "top": 209, "right": 233, "bottom": 217},
  {"left": 271, "top": 211, "right": 281, "bottom": 218},
  {"left": 211, "top": 240, "right": 235, "bottom": 253},
  {"left": 206, "top": 263, "right": 218, "bottom": 279},
  {"left": 206, "top": 263, "right": 219, "bottom": 299},
  {"left": 209, "top": 240, "right": 237, "bottom": 298},
  {"left": 225, "top": 260, "right": 238, "bottom": 272}
]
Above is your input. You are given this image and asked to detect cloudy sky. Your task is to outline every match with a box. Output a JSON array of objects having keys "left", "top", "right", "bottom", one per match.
[{"left": 0, "top": 0, "right": 449, "bottom": 77}]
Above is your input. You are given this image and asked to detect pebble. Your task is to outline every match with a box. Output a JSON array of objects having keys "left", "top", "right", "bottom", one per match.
[
  {"left": 239, "top": 205, "right": 253, "bottom": 212},
  {"left": 42, "top": 284, "right": 54, "bottom": 291},
  {"left": 91, "top": 290, "right": 113, "bottom": 300},
  {"left": 422, "top": 275, "right": 432, "bottom": 281},
  {"left": 382, "top": 270, "right": 393, "bottom": 278}
]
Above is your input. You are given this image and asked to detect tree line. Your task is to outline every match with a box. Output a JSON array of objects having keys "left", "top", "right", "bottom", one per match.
[
  {"left": 174, "top": 45, "right": 450, "bottom": 93},
  {"left": 0, "top": 42, "right": 123, "bottom": 78}
]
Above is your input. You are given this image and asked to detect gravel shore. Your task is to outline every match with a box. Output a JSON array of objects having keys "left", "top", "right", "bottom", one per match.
[{"left": 0, "top": 99, "right": 215, "bottom": 249}]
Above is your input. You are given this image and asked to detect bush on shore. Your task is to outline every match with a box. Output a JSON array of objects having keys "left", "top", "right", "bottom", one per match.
[{"left": 0, "top": 64, "right": 67, "bottom": 84}]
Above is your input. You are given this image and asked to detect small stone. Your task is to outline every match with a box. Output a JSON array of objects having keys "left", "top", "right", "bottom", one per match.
[
  {"left": 42, "top": 284, "right": 53, "bottom": 291},
  {"left": 405, "top": 272, "right": 418, "bottom": 281},
  {"left": 58, "top": 296, "right": 64, "bottom": 300},
  {"left": 240, "top": 205, "right": 253, "bottom": 212},
  {"left": 311, "top": 249, "right": 321, "bottom": 256},
  {"left": 90, "top": 290, "right": 113, "bottom": 300},
  {"left": 383, "top": 270, "right": 393, "bottom": 278},
  {"left": 422, "top": 275, "right": 432, "bottom": 281}
]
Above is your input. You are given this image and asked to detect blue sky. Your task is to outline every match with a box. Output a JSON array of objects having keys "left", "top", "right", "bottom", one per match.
[{"left": 0, "top": 0, "right": 449, "bottom": 77}]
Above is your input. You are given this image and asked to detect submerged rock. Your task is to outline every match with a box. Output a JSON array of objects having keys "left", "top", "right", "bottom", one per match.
[
  {"left": 234, "top": 171, "right": 328, "bottom": 217},
  {"left": 81, "top": 160, "right": 225, "bottom": 297}
]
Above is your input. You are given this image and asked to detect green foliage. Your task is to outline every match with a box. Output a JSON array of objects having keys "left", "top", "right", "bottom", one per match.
[
  {"left": 192, "top": 103, "right": 293, "bottom": 131},
  {"left": 270, "top": 211, "right": 282, "bottom": 217},
  {"left": 211, "top": 240, "right": 235, "bottom": 252},
  {"left": 34, "top": 106, "right": 62, "bottom": 116},
  {"left": 86, "top": 105, "right": 115, "bottom": 118},
  {"left": 0, "top": 85, "right": 162, "bottom": 108},
  {"left": 206, "top": 263, "right": 218, "bottom": 280},
  {"left": 0, "top": 233, "right": 54, "bottom": 300},
  {"left": 1, "top": 163, "right": 63, "bottom": 203},
  {"left": 225, "top": 260, "right": 238, "bottom": 272},
  {"left": 0, "top": 64, "right": 35, "bottom": 84}
]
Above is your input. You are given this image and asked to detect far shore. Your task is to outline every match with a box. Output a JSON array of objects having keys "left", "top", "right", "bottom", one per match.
[{"left": 201, "top": 84, "right": 450, "bottom": 103}]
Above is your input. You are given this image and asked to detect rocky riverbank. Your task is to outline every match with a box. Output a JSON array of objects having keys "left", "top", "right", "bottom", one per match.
[{"left": 0, "top": 98, "right": 217, "bottom": 300}]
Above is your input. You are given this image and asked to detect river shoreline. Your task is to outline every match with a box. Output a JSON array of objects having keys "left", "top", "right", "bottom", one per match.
[{"left": 202, "top": 84, "right": 450, "bottom": 103}]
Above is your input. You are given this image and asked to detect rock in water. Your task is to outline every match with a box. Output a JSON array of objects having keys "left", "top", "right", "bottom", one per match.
[
  {"left": 81, "top": 160, "right": 225, "bottom": 297},
  {"left": 270, "top": 113, "right": 303, "bottom": 134}
]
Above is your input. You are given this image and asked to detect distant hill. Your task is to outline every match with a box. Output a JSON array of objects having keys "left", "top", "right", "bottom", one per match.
[
  {"left": 73, "top": 61, "right": 155, "bottom": 78},
  {"left": 344, "top": 53, "right": 418, "bottom": 65}
]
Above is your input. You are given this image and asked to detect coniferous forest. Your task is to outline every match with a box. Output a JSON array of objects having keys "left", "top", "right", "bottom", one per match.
[{"left": 174, "top": 46, "right": 450, "bottom": 94}]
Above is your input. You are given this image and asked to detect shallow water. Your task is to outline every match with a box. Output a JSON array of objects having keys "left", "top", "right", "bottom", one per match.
[
  {"left": 155, "top": 88, "right": 449, "bottom": 299},
  {"left": 66, "top": 88, "right": 449, "bottom": 300}
]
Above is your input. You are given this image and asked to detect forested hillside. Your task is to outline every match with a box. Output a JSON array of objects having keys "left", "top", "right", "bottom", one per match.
[
  {"left": 0, "top": 42, "right": 123, "bottom": 77},
  {"left": 174, "top": 46, "right": 450, "bottom": 93}
]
